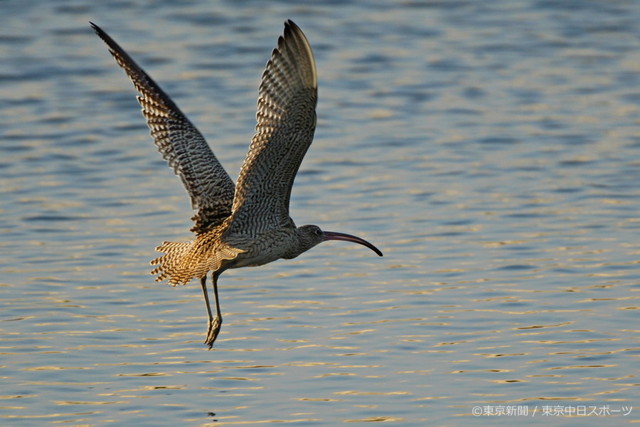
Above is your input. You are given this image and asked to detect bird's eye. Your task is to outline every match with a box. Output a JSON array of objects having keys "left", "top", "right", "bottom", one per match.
[{"left": 315, "top": 228, "right": 323, "bottom": 236}]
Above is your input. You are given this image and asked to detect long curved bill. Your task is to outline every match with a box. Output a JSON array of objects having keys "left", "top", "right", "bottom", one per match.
[{"left": 323, "top": 231, "right": 383, "bottom": 257}]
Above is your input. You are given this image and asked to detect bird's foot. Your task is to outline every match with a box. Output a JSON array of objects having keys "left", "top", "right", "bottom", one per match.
[{"left": 204, "top": 316, "right": 222, "bottom": 349}]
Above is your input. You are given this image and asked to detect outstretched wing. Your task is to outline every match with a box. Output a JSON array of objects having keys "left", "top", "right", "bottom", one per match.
[
  {"left": 91, "top": 23, "right": 235, "bottom": 234},
  {"left": 227, "top": 20, "right": 317, "bottom": 234}
]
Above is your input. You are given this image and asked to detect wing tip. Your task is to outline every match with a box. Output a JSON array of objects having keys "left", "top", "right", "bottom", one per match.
[
  {"left": 284, "top": 19, "right": 300, "bottom": 34},
  {"left": 89, "top": 21, "right": 106, "bottom": 39},
  {"left": 279, "top": 19, "right": 317, "bottom": 89}
]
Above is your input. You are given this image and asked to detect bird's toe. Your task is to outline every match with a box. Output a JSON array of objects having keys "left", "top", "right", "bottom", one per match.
[{"left": 204, "top": 316, "right": 222, "bottom": 349}]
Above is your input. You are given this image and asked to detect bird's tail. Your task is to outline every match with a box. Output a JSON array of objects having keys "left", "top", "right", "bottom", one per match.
[
  {"left": 150, "top": 239, "right": 244, "bottom": 286},
  {"left": 150, "top": 241, "right": 196, "bottom": 286}
]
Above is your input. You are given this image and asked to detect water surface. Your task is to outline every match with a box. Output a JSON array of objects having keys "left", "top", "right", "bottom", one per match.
[{"left": 1, "top": 0, "right": 639, "bottom": 425}]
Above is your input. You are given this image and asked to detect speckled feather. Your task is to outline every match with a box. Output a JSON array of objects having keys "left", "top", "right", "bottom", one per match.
[
  {"left": 90, "top": 23, "right": 236, "bottom": 235},
  {"left": 150, "top": 228, "right": 243, "bottom": 286},
  {"left": 228, "top": 21, "right": 318, "bottom": 235},
  {"left": 93, "top": 21, "right": 318, "bottom": 285}
]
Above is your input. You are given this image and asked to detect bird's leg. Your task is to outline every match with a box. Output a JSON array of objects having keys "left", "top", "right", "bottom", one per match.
[
  {"left": 202, "top": 272, "right": 222, "bottom": 349},
  {"left": 200, "top": 275, "right": 214, "bottom": 343}
]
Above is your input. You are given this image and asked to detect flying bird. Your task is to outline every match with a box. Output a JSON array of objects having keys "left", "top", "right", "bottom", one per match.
[{"left": 91, "top": 20, "right": 383, "bottom": 348}]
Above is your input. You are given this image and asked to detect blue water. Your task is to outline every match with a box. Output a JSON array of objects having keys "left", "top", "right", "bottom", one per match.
[{"left": 1, "top": 0, "right": 639, "bottom": 425}]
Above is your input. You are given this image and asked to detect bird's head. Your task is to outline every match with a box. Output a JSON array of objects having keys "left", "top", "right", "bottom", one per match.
[{"left": 289, "top": 224, "right": 383, "bottom": 258}]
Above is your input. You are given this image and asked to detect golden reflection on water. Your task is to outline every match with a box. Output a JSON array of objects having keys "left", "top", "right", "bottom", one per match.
[{"left": 2, "top": 1, "right": 640, "bottom": 424}]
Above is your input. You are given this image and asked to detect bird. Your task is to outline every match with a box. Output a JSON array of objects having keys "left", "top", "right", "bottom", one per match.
[{"left": 91, "top": 20, "right": 383, "bottom": 349}]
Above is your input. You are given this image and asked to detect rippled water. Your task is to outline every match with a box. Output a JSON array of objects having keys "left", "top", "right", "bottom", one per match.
[{"left": 1, "top": 0, "right": 639, "bottom": 425}]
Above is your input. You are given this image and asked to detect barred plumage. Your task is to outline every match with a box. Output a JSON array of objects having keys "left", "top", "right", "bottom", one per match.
[
  {"left": 91, "top": 22, "right": 235, "bottom": 234},
  {"left": 92, "top": 20, "right": 382, "bottom": 349},
  {"left": 150, "top": 237, "right": 244, "bottom": 286}
]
